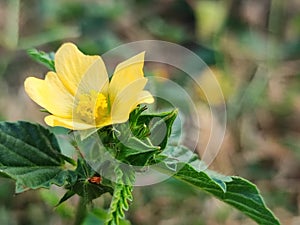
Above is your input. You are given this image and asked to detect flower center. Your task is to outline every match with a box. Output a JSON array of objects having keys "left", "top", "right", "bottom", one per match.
[{"left": 75, "top": 90, "right": 109, "bottom": 124}]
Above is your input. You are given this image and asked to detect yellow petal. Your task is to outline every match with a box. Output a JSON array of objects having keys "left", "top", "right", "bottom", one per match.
[
  {"left": 45, "top": 115, "right": 113, "bottom": 130},
  {"left": 55, "top": 43, "right": 108, "bottom": 95},
  {"left": 24, "top": 72, "right": 74, "bottom": 118},
  {"left": 128, "top": 90, "right": 154, "bottom": 114},
  {"left": 134, "top": 90, "right": 154, "bottom": 106},
  {"left": 75, "top": 58, "right": 109, "bottom": 96},
  {"left": 110, "top": 78, "right": 150, "bottom": 123},
  {"left": 45, "top": 115, "right": 95, "bottom": 130},
  {"left": 109, "top": 52, "right": 145, "bottom": 103}
]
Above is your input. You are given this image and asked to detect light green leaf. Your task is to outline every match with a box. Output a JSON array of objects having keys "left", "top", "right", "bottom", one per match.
[
  {"left": 27, "top": 48, "right": 55, "bottom": 71},
  {"left": 0, "top": 121, "right": 70, "bottom": 193}
]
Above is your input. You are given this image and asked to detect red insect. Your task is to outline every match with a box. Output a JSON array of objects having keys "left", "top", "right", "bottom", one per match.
[{"left": 88, "top": 176, "right": 102, "bottom": 184}]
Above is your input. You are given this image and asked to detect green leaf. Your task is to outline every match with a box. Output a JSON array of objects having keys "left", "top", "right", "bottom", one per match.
[
  {"left": 65, "top": 158, "right": 113, "bottom": 204},
  {"left": 161, "top": 145, "right": 231, "bottom": 192},
  {"left": 159, "top": 146, "right": 281, "bottom": 225},
  {"left": 177, "top": 168, "right": 280, "bottom": 225},
  {"left": 137, "top": 109, "right": 178, "bottom": 150},
  {"left": 124, "top": 150, "right": 159, "bottom": 167},
  {"left": 27, "top": 48, "right": 55, "bottom": 71},
  {"left": 71, "top": 180, "right": 113, "bottom": 204},
  {"left": 118, "top": 136, "right": 161, "bottom": 166},
  {"left": 123, "top": 137, "right": 160, "bottom": 155},
  {"left": 0, "top": 121, "right": 70, "bottom": 193}
]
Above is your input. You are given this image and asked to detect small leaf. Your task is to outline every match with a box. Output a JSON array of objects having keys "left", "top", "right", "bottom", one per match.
[
  {"left": 27, "top": 48, "right": 55, "bottom": 71},
  {"left": 0, "top": 121, "right": 71, "bottom": 193}
]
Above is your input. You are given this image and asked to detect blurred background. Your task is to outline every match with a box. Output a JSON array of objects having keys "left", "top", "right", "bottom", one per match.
[{"left": 0, "top": 0, "right": 300, "bottom": 224}]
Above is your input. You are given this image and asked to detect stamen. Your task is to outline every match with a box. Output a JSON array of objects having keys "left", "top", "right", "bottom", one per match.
[{"left": 76, "top": 90, "right": 109, "bottom": 124}]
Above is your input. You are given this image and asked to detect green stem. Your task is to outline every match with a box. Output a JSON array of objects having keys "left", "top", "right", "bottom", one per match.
[
  {"left": 73, "top": 144, "right": 89, "bottom": 177},
  {"left": 74, "top": 197, "right": 87, "bottom": 225}
]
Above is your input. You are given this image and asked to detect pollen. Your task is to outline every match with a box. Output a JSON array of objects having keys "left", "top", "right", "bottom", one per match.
[{"left": 76, "top": 90, "right": 109, "bottom": 124}]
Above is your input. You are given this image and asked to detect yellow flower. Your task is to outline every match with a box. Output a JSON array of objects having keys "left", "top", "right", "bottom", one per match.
[{"left": 24, "top": 43, "right": 154, "bottom": 130}]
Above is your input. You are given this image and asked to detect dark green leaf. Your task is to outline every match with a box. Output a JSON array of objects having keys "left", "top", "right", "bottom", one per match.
[
  {"left": 27, "top": 48, "right": 55, "bottom": 71},
  {"left": 161, "top": 145, "right": 231, "bottom": 192},
  {"left": 71, "top": 180, "right": 113, "bottom": 203},
  {"left": 0, "top": 121, "right": 70, "bottom": 193},
  {"left": 125, "top": 150, "right": 158, "bottom": 167},
  {"left": 159, "top": 146, "right": 281, "bottom": 225},
  {"left": 66, "top": 158, "right": 113, "bottom": 203},
  {"left": 177, "top": 167, "right": 280, "bottom": 225}
]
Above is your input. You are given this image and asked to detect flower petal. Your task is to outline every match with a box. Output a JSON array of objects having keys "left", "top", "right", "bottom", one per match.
[
  {"left": 110, "top": 78, "right": 151, "bottom": 123},
  {"left": 109, "top": 52, "right": 145, "bottom": 103},
  {"left": 134, "top": 90, "right": 154, "bottom": 106},
  {"left": 45, "top": 115, "right": 95, "bottom": 130},
  {"left": 128, "top": 90, "right": 154, "bottom": 117},
  {"left": 24, "top": 72, "right": 74, "bottom": 118},
  {"left": 45, "top": 115, "right": 113, "bottom": 130},
  {"left": 55, "top": 43, "right": 108, "bottom": 95},
  {"left": 75, "top": 58, "right": 109, "bottom": 96}
]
